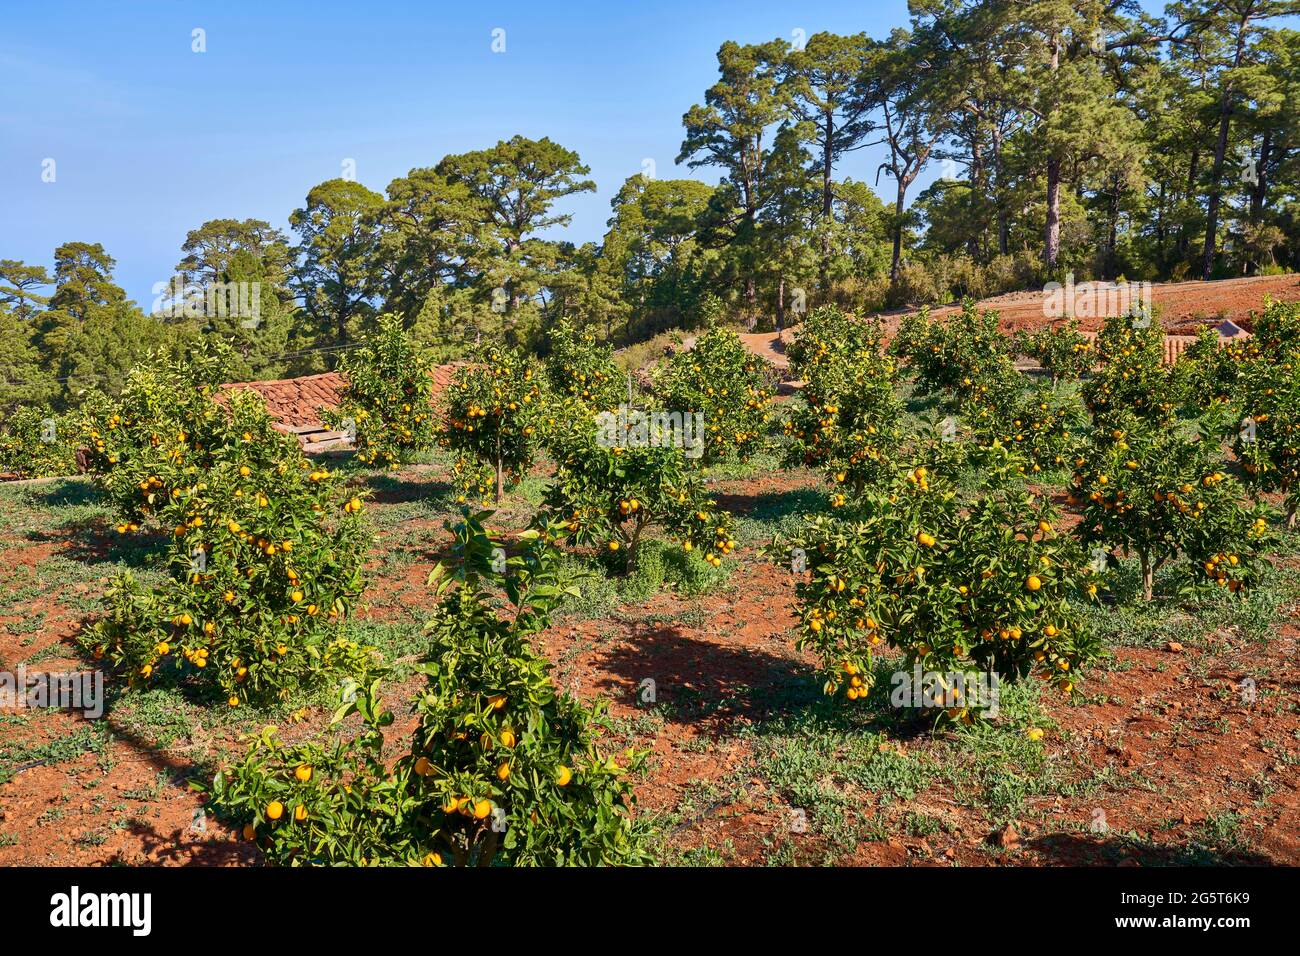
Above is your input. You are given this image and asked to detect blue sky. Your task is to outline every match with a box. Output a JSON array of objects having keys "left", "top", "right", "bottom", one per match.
[{"left": 1, "top": 0, "right": 1165, "bottom": 308}]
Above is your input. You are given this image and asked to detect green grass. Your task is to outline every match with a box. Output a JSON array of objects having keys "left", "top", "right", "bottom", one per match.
[
  {"left": 0, "top": 724, "right": 111, "bottom": 786},
  {"left": 553, "top": 539, "right": 732, "bottom": 621},
  {"left": 1080, "top": 552, "right": 1300, "bottom": 650}
]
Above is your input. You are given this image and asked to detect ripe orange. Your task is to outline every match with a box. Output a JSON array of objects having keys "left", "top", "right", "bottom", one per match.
[
  {"left": 294, "top": 765, "right": 313, "bottom": 783},
  {"left": 294, "top": 805, "right": 308, "bottom": 822},
  {"left": 473, "top": 799, "right": 492, "bottom": 820},
  {"left": 555, "top": 765, "right": 572, "bottom": 787},
  {"left": 265, "top": 800, "right": 284, "bottom": 821},
  {"left": 1025, "top": 575, "right": 1042, "bottom": 591}
]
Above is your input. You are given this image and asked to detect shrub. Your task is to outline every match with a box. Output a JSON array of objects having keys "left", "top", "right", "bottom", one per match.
[
  {"left": 1082, "top": 313, "right": 1174, "bottom": 431},
  {"left": 323, "top": 314, "right": 436, "bottom": 469},
  {"left": 1234, "top": 353, "right": 1300, "bottom": 526},
  {"left": 439, "top": 346, "right": 544, "bottom": 504},
  {"left": 78, "top": 342, "right": 373, "bottom": 705},
  {"left": 785, "top": 450, "right": 1102, "bottom": 719},
  {"left": 540, "top": 425, "right": 736, "bottom": 574},
  {"left": 207, "top": 512, "right": 651, "bottom": 866},
  {"left": 1249, "top": 298, "right": 1300, "bottom": 364},
  {"left": 783, "top": 307, "right": 904, "bottom": 492},
  {"left": 1171, "top": 326, "right": 1238, "bottom": 404},
  {"left": 654, "top": 323, "right": 774, "bottom": 464},
  {"left": 1069, "top": 412, "right": 1274, "bottom": 601},
  {"left": 0, "top": 406, "right": 77, "bottom": 479},
  {"left": 543, "top": 320, "right": 626, "bottom": 414},
  {"left": 893, "top": 302, "right": 1017, "bottom": 403},
  {"left": 1017, "top": 319, "right": 1093, "bottom": 384},
  {"left": 966, "top": 379, "right": 1087, "bottom": 476}
]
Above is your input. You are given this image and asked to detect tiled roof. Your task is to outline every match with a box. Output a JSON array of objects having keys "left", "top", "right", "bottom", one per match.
[
  {"left": 1077, "top": 324, "right": 1249, "bottom": 366},
  {"left": 218, "top": 364, "right": 465, "bottom": 432}
]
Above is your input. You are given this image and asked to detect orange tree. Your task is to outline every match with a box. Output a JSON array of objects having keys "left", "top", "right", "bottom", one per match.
[
  {"left": 439, "top": 346, "right": 544, "bottom": 505},
  {"left": 965, "top": 378, "right": 1087, "bottom": 477},
  {"left": 1228, "top": 301, "right": 1300, "bottom": 524},
  {"left": 783, "top": 307, "right": 904, "bottom": 492},
  {"left": 543, "top": 320, "right": 626, "bottom": 414},
  {"left": 77, "top": 342, "right": 373, "bottom": 705},
  {"left": 891, "top": 301, "right": 1016, "bottom": 403},
  {"left": 323, "top": 313, "right": 436, "bottom": 470},
  {"left": 783, "top": 448, "right": 1102, "bottom": 719},
  {"left": 887, "top": 306, "right": 932, "bottom": 369},
  {"left": 538, "top": 422, "right": 735, "bottom": 574},
  {"left": 206, "top": 512, "right": 651, "bottom": 866},
  {"left": 1233, "top": 349, "right": 1300, "bottom": 526},
  {"left": 1070, "top": 411, "right": 1273, "bottom": 601},
  {"left": 1016, "top": 318, "right": 1093, "bottom": 384},
  {"left": 1172, "top": 326, "right": 1239, "bottom": 405},
  {"left": 0, "top": 406, "right": 77, "bottom": 478},
  {"left": 1249, "top": 298, "right": 1300, "bottom": 363},
  {"left": 653, "top": 322, "right": 774, "bottom": 464},
  {"left": 1173, "top": 300, "right": 1300, "bottom": 406},
  {"left": 1082, "top": 313, "right": 1174, "bottom": 432}
]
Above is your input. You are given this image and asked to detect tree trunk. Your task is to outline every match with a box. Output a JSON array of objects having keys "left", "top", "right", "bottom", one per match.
[
  {"left": 494, "top": 432, "right": 504, "bottom": 503},
  {"left": 1106, "top": 176, "right": 1120, "bottom": 279},
  {"left": 626, "top": 518, "right": 646, "bottom": 574},
  {"left": 1155, "top": 180, "right": 1167, "bottom": 262},
  {"left": 820, "top": 111, "right": 834, "bottom": 292},
  {"left": 1045, "top": 156, "right": 1061, "bottom": 272},
  {"left": 1201, "top": 106, "right": 1233, "bottom": 280},
  {"left": 1043, "top": 36, "right": 1061, "bottom": 271},
  {"left": 970, "top": 140, "right": 985, "bottom": 260},
  {"left": 993, "top": 128, "right": 1009, "bottom": 256},
  {"left": 890, "top": 182, "right": 906, "bottom": 284},
  {"left": 1140, "top": 551, "right": 1154, "bottom": 602},
  {"left": 1250, "top": 128, "right": 1273, "bottom": 222},
  {"left": 1176, "top": 146, "right": 1199, "bottom": 264},
  {"left": 476, "top": 828, "right": 500, "bottom": 866},
  {"left": 1201, "top": 14, "right": 1250, "bottom": 281}
]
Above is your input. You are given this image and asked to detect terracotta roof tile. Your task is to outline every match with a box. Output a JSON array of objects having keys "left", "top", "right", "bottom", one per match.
[
  {"left": 218, "top": 364, "right": 466, "bottom": 437},
  {"left": 1077, "top": 326, "right": 1235, "bottom": 366}
]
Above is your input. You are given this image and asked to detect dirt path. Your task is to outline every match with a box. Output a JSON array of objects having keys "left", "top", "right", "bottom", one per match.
[{"left": 724, "top": 274, "right": 1300, "bottom": 376}]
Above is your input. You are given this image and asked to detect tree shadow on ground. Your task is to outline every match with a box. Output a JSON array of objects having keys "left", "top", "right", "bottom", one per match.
[
  {"left": 113, "top": 820, "right": 258, "bottom": 866},
  {"left": 13, "top": 478, "right": 100, "bottom": 509},
  {"left": 1025, "top": 831, "right": 1277, "bottom": 866},
  {"left": 26, "top": 523, "right": 167, "bottom": 569},
  {"left": 715, "top": 486, "right": 827, "bottom": 522},
  {"left": 586, "top": 623, "right": 822, "bottom": 728},
  {"left": 359, "top": 473, "right": 455, "bottom": 507}
]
